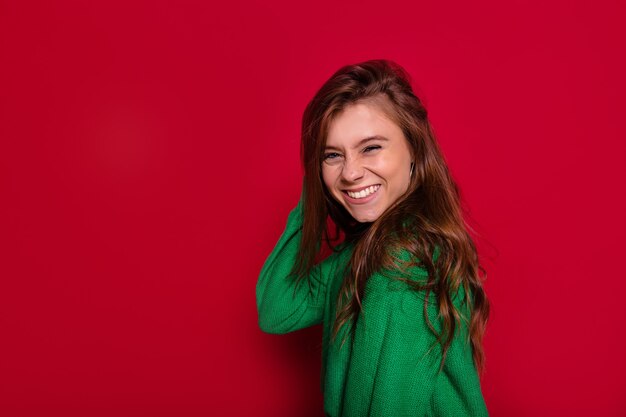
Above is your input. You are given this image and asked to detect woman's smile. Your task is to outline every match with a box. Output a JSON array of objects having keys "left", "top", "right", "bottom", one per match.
[{"left": 342, "top": 184, "right": 381, "bottom": 204}]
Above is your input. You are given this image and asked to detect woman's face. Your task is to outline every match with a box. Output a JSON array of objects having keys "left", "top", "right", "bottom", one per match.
[{"left": 322, "top": 101, "right": 413, "bottom": 223}]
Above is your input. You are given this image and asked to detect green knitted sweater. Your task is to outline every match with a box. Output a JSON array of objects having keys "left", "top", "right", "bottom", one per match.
[{"left": 256, "top": 197, "right": 488, "bottom": 416}]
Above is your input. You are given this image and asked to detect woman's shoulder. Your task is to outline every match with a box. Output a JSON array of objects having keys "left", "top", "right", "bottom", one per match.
[
  {"left": 370, "top": 244, "right": 468, "bottom": 308},
  {"left": 381, "top": 245, "right": 432, "bottom": 286}
]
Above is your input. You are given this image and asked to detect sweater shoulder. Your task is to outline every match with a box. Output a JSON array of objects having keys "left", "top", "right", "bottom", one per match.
[{"left": 369, "top": 245, "right": 469, "bottom": 312}]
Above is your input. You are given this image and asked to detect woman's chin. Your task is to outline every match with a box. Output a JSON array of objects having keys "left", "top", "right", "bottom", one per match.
[{"left": 349, "top": 209, "right": 380, "bottom": 223}]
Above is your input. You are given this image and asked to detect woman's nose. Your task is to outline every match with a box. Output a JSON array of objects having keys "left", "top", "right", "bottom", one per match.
[{"left": 341, "top": 157, "right": 364, "bottom": 182}]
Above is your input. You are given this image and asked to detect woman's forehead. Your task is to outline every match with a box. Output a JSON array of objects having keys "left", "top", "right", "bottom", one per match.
[{"left": 325, "top": 101, "right": 403, "bottom": 149}]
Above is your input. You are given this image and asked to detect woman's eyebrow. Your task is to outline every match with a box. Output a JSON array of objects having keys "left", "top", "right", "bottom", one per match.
[{"left": 324, "top": 135, "right": 389, "bottom": 151}]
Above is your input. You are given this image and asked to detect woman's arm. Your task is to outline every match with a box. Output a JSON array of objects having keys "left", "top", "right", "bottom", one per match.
[{"left": 256, "top": 193, "right": 337, "bottom": 334}]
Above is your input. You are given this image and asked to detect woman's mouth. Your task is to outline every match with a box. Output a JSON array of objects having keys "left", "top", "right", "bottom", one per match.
[{"left": 342, "top": 184, "right": 381, "bottom": 204}]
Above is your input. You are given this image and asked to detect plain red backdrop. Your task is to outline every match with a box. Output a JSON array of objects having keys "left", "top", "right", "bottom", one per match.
[{"left": 1, "top": 0, "right": 625, "bottom": 416}]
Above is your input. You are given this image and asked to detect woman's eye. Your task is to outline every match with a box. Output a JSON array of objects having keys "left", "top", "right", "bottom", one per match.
[
  {"left": 363, "top": 145, "right": 381, "bottom": 153},
  {"left": 324, "top": 152, "right": 340, "bottom": 161}
]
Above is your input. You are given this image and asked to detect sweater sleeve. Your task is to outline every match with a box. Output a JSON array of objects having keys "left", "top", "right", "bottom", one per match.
[
  {"left": 341, "top": 259, "right": 488, "bottom": 416},
  {"left": 256, "top": 197, "right": 337, "bottom": 334}
]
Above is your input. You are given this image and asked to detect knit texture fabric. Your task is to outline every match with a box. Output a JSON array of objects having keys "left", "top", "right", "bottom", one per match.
[{"left": 256, "top": 198, "right": 489, "bottom": 416}]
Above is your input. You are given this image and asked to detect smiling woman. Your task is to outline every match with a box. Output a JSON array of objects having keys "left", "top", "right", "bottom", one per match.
[
  {"left": 256, "top": 59, "right": 490, "bottom": 416},
  {"left": 322, "top": 100, "right": 414, "bottom": 223}
]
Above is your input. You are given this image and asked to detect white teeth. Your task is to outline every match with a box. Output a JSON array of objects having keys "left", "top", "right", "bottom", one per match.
[{"left": 346, "top": 185, "right": 380, "bottom": 199}]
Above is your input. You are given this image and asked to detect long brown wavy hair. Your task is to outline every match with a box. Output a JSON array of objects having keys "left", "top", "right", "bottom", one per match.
[{"left": 291, "top": 59, "right": 489, "bottom": 373}]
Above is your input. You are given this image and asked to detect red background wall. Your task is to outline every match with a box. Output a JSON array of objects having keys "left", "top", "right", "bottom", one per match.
[{"left": 1, "top": 0, "right": 625, "bottom": 416}]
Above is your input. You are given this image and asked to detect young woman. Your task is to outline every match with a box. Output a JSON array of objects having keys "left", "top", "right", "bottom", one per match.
[{"left": 256, "top": 59, "right": 490, "bottom": 416}]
